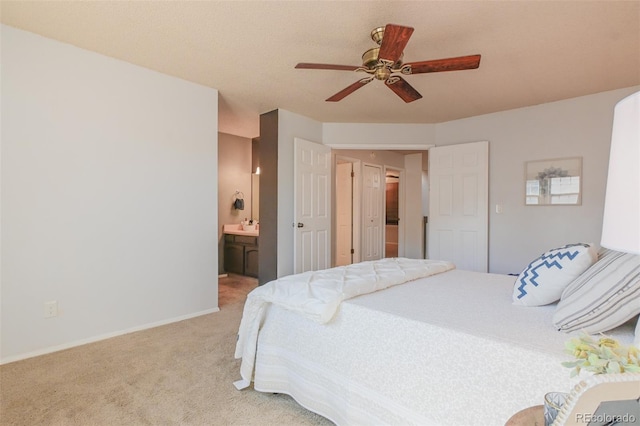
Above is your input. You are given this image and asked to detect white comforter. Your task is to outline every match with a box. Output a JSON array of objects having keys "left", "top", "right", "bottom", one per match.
[{"left": 234, "top": 257, "right": 455, "bottom": 386}]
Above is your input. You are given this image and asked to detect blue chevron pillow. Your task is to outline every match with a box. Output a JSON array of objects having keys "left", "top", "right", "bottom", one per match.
[{"left": 512, "top": 243, "right": 597, "bottom": 306}]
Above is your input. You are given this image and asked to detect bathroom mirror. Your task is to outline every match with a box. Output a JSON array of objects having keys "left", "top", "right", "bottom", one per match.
[{"left": 251, "top": 173, "right": 260, "bottom": 221}]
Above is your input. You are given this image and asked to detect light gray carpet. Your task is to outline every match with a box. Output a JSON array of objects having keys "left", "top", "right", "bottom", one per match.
[{"left": 0, "top": 275, "right": 333, "bottom": 425}]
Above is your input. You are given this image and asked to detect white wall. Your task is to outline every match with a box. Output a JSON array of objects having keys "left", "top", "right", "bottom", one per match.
[
  {"left": 324, "top": 122, "right": 436, "bottom": 148},
  {"left": 403, "top": 153, "right": 424, "bottom": 258},
  {"left": 330, "top": 149, "right": 406, "bottom": 169},
  {"left": 1, "top": 26, "right": 219, "bottom": 363},
  {"left": 276, "top": 110, "right": 323, "bottom": 277}
]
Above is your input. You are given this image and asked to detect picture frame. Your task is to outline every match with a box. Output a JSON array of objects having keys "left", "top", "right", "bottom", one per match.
[{"left": 525, "top": 157, "right": 582, "bottom": 205}]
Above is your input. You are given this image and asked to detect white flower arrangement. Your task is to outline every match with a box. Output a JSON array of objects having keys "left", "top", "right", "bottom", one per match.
[{"left": 561, "top": 333, "right": 640, "bottom": 377}]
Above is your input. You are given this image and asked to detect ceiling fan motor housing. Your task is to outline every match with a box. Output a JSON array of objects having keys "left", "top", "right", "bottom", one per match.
[
  {"left": 362, "top": 47, "right": 380, "bottom": 69},
  {"left": 363, "top": 47, "right": 404, "bottom": 68},
  {"left": 370, "top": 26, "right": 385, "bottom": 45}
]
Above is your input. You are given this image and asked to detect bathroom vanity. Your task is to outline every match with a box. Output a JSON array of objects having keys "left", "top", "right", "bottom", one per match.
[{"left": 223, "top": 224, "right": 259, "bottom": 278}]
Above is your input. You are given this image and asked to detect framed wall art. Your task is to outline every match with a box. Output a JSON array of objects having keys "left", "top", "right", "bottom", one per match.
[{"left": 525, "top": 157, "right": 582, "bottom": 206}]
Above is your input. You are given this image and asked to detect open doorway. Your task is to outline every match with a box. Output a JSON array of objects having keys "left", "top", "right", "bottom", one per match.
[
  {"left": 333, "top": 150, "right": 417, "bottom": 266},
  {"left": 385, "top": 169, "right": 400, "bottom": 258}
]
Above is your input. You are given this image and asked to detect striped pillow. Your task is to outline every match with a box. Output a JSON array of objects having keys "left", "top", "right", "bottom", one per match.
[{"left": 553, "top": 250, "right": 640, "bottom": 333}]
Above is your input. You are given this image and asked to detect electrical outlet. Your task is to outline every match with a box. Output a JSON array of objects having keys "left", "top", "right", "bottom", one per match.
[{"left": 44, "top": 301, "right": 58, "bottom": 318}]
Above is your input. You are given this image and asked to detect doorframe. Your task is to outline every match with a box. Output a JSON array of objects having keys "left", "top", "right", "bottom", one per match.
[
  {"left": 329, "top": 145, "right": 434, "bottom": 264},
  {"left": 384, "top": 166, "right": 405, "bottom": 258},
  {"left": 427, "top": 141, "right": 489, "bottom": 272},
  {"left": 293, "top": 137, "right": 332, "bottom": 274},
  {"left": 333, "top": 155, "right": 361, "bottom": 265}
]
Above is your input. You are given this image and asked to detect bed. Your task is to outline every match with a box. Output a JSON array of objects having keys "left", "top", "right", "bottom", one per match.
[{"left": 234, "top": 257, "right": 637, "bottom": 425}]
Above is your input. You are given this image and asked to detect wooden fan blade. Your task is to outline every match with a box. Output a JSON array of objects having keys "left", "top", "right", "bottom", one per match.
[
  {"left": 378, "top": 24, "right": 414, "bottom": 64},
  {"left": 386, "top": 77, "right": 423, "bottom": 103},
  {"left": 295, "top": 63, "right": 360, "bottom": 71},
  {"left": 326, "top": 78, "right": 373, "bottom": 102},
  {"left": 405, "top": 54, "right": 481, "bottom": 74}
]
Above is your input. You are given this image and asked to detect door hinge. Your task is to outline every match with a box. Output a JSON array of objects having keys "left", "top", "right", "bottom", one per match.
[
  {"left": 350, "top": 248, "right": 355, "bottom": 254},
  {"left": 351, "top": 171, "right": 355, "bottom": 178}
]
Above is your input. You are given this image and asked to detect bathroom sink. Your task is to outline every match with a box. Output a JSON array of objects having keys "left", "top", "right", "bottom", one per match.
[{"left": 223, "top": 224, "right": 259, "bottom": 236}]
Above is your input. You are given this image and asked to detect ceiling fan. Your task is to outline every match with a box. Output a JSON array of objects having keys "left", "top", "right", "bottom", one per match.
[{"left": 295, "top": 24, "right": 481, "bottom": 103}]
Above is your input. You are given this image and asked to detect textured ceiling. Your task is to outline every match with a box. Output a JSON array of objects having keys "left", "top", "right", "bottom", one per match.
[{"left": 2, "top": 1, "right": 639, "bottom": 139}]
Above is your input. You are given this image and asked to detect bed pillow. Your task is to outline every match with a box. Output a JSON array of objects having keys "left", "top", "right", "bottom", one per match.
[
  {"left": 635, "top": 316, "right": 640, "bottom": 349},
  {"left": 512, "top": 243, "right": 597, "bottom": 306},
  {"left": 553, "top": 250, "right": 640, "bottom": 333}
]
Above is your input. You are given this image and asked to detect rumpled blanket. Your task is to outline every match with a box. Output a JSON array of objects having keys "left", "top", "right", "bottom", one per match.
[{"left": 234, "top": 257, "right": 455, "bottom": 388}]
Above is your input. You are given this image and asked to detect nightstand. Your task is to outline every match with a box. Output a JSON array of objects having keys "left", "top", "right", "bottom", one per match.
[{"left": 505, "top": 405, "right": 544, "bottom": 426}]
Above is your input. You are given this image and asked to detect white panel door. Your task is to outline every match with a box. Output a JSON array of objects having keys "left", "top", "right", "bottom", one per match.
[
  {"left": 335, "top": 162, "right": 353, "bottom": 266},
  {"left": 428, "top": 141, "right": 488, "bottom": 272},
  {"left": 294, "top": 138, "right": 331, "bottom": 274},
  {"left": 362, "top": 164, "right": 383, "bottom": 262}
]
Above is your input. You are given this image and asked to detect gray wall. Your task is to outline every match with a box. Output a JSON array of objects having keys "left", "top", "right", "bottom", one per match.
[
  {"left": 435, "top": 86, "right": 639, "bottom": 273},
  {"left": 258, "top": 110, "right": 279, "bottom": 284},
  {"left": 2, "top": 25, "right": 219, "bottom": 362}
]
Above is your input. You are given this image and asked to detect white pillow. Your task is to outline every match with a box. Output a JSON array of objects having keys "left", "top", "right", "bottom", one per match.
[
  {"left": 553, "top": 250, "right": 640, "bottom": 333},
  {"left": 635, "top": 316, "right": 640, "bottom": 349},
  {"left": 512, "top": 243, "right": 597, "bottom": 306}
]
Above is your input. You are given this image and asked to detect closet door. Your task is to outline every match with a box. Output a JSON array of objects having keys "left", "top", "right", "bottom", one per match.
[{"left": 362, "top": 164, "right": 383, "bottom": 262}]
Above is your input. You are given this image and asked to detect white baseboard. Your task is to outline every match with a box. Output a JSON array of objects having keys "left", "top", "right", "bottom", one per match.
[{"left": 0, "top": 307, "right": 221, "bottom": 365}]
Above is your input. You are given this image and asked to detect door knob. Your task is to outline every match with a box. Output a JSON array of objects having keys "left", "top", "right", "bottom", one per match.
[{"left": 297, "top": 223, "right": 304, "bottom": 228}]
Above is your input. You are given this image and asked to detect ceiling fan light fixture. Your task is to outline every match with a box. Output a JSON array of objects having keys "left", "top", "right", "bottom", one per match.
[{"left": 374, "top": 66, "right": 391, "bottom": 81}]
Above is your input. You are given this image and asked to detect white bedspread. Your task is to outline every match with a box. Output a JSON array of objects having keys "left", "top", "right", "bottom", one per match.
[
  {"left": 234, "top": 258, "right": 454, "bottom": 385},
  {"left": 245, "top": 269, "right": 635, "bottom": 425}
]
